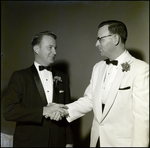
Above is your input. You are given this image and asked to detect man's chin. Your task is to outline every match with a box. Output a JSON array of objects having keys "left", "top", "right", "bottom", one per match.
[
  {"left": 48, "top": 60, "right": 54, "bottom": 65},
  {"left": 100, "top": 52, "right": 104, "bottom": 57}
]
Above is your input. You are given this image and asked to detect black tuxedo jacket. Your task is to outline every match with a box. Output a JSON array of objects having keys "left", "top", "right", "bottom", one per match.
[{"left": 3, "top": 64, "right": 74, "bottom": 147}]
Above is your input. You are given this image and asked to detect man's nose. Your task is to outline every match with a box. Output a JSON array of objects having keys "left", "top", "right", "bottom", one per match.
[
  {"left": 53, "top": 48, "right": 57, "bottom": 55},
  {"left": 95, "top": 40, "right": 100, "bottom": 47}
]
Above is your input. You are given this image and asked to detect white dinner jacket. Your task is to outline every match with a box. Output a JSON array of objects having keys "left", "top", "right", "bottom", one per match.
[{"left": 66, "top": 51, "right": 149, "bottom": 147}]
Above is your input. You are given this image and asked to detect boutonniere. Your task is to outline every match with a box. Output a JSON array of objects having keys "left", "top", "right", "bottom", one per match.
[
  {"left": 121, "top": 62, "right": 130, "bottom": 72},
  {"left": 53, "top": 76, "right": 62, "bottom": 87}
]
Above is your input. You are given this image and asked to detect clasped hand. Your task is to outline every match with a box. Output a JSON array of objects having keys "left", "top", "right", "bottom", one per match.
[{"left": 43, "top": 103, "right": 69, "bottom": 121}]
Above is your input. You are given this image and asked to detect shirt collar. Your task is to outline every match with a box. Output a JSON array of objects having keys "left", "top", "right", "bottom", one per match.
[
  {"left": 34, "top": 61, "right": 52, "bottom": 73},
  {"left": 34, "top": 61, "right": 43, "bottom": 72}
]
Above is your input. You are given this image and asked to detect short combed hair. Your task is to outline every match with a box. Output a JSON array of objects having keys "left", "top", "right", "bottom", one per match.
[
  {"left": 31, "top": 31, "right": 57, "bottom": 48},
  {"left": 98, "top": 20, "right": 128, "bottom": 43}
]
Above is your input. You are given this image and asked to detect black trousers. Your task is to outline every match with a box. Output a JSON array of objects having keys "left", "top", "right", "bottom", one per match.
[
  {"left": 102, "top": 103, "right": 105, "bottom": 113},
  {"left": 96, "top": 137, "right": 100, "bottom": 147},
  {"left": 96, "top": 104, "right": 105, "bottom": 147}
]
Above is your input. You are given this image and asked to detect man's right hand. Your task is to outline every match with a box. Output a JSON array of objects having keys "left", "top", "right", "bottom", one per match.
[{"left": 43, "top": 103, "right": 69, "bottom": 121}]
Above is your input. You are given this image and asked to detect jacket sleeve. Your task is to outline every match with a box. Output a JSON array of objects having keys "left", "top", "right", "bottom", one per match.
[
  {"left": 2, "top": 71, "right": 43, "bottom": 123},
  {"left": 131, "top": 63, "right": 149, "bottom": 146},
  {"left": 66, "top": 65, "right": 95, "bottom": 123}
]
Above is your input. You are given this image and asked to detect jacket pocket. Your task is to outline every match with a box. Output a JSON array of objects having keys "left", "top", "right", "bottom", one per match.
[
  {"left": 119, "top": 86, "right": 131, "bottom": 90},
  {"left": 59, "top": 90, "right": 64, "bottom": 93}
]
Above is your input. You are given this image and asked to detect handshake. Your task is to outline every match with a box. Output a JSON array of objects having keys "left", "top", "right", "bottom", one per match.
[{"left": 43, "top": 103, "right": 69, "bottom": 121}]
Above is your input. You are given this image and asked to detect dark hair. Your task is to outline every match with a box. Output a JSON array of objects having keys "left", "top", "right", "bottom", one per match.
[
  {"left": 31, "top": 31, "right": 57, "bottom": 48},
  {"left": 98, "top": 20, "right": 127, "bottom": 43}
]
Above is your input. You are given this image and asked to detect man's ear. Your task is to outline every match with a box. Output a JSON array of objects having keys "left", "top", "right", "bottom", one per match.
[
  {"left": 33, "top": 45, "right": 39, "bottom": 54},
  {"left": 113, "top": 34, "right": 120, "bottom": 46}
]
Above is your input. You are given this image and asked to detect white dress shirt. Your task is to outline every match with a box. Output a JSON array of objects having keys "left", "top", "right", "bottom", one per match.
[
  {"left": 101, "top": 50, "right": 128, "bottom": 104},
  {"left": 34, "top": 61, "right": 53, "bottom": 104}
]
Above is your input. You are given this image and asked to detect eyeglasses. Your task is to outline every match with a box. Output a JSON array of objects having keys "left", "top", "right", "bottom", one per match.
[{"left": 97, "top": 35, "right": 113, "bottom": 43}]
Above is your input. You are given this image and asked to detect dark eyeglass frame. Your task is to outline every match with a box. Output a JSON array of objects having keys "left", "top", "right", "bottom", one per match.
[{"left": 97, "top": 35, "right": 113, "bottom": 43}]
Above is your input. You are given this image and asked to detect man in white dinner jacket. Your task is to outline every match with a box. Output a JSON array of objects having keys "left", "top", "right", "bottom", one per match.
[
  {"left": 49, "top": 20, "right": 149, "bottom": 147},
  {"left": 65, "top": 20, "right": 149, "bottom": 147}
]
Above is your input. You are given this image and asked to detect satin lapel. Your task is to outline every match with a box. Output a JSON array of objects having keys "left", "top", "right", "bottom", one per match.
[
  {"left": 101, "top": 65, "right": 125, "bottom": 122},
  {"left": 51, "top": 69, "right": 59, "bottom": 103},
  {"left": 94, "top": 62, "right": 108, "bottom": 122},
  {"left": 101, "top": 52, "right": 132, "bottom": 122},
  {"left": 31, "top": 65, "right": 48, "bottom": 106}
]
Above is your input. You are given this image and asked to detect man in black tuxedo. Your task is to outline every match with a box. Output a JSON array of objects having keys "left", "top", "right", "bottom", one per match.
[{"left": 2, "top": 31, "right": 74, "bottom": 147}]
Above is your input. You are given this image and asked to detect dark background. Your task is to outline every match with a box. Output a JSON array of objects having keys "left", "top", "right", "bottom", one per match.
[{"left": 1, "top": 1, "right": 149, "bottom": 147}]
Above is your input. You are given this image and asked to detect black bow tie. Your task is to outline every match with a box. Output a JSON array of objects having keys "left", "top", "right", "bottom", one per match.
[
  {"left": 105, "top": 59, "right": 118, "bottom": 66},
  {"left": 39, "top": 65, "right": 51, "bottom": 71}
]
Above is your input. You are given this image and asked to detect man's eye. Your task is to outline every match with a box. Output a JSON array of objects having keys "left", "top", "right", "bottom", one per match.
[{"left": 48, "top": 46, "right": 57, "bottom": 50}]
